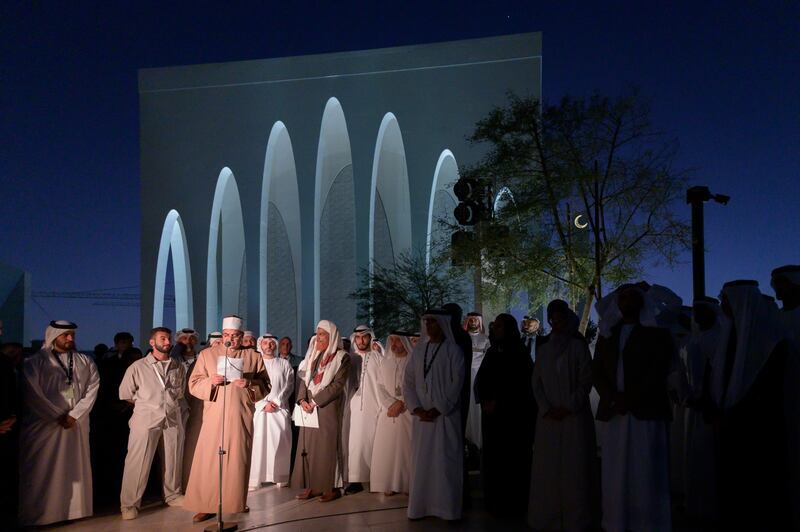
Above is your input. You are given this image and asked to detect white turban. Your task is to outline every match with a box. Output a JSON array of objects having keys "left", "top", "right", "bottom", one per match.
[
  {"left": 222, "top": 315, "right": 243, "bottom": 331},
  {"left": 243, "top": 330, "right": 255, "bottom": 339},
  {"left": 44, "top": 320, "right": 77, "bottom": 350}
]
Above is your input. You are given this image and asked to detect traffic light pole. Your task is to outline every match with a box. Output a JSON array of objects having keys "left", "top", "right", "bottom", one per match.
[{"left": 473, "top": 263, "right": 483, "bottom": 314}]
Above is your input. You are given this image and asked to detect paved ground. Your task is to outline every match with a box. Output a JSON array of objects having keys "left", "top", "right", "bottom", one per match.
[{"left": 38, "top": 472, "right": 710, "bottom": 531}]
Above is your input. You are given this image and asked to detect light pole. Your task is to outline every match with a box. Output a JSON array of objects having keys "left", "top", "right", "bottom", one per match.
[{"left": 686, "top": 186, "right": 729, "bottom": 300}]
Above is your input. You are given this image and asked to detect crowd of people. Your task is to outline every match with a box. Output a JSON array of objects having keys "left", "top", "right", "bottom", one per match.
[{"left": 0, "top": 264, "right": 797, "bottom": 531}]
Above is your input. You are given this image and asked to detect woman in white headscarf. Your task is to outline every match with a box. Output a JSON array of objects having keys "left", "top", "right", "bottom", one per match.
[
  {"left": 290, "top": 320, "right": 351, "bottom": 502},
  {"left": 249, "top": 334, "right": 295, "bottom": 490}
]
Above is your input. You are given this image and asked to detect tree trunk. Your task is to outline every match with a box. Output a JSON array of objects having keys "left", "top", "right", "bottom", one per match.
[{"left": 579, "top": 286, "right": 594, "bottom": 335}]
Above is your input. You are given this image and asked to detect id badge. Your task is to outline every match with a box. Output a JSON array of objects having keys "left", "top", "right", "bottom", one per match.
[{"left": 61, "top": 386, "right": 75, "bottom": 402}]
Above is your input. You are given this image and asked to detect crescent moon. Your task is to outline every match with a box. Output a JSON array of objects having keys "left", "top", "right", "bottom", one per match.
[{"left": 574, "top": 214, "right": 589, "bottom": 229}]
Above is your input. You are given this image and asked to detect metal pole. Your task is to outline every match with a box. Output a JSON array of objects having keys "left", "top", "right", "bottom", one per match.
[
  {"left": 690, "top": 200, "right": 705, "bottom": 300},
  {"left": 474, "top": 222, "right": 483, "bottom": 314},
  {"left": 206, "top": 347, "right": 237, "bottom": 532}
]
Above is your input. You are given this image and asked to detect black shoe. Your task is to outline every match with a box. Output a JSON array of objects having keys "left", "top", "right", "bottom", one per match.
[{"left": 344, "top": 482, "right": 363, "bottom": 494}]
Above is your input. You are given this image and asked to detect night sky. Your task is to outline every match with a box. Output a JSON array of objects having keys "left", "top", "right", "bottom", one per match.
[{"left": 1, "top": 1, "right": 798, "bottom": 347}]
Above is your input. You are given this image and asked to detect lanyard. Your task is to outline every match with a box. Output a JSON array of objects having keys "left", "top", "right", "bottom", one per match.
[
  {"left": 151, "top": 361, "right": 169, "bottom": 389},
  {"left": 53, "top": 351, "right": 74, "bottom": 385},
  {"left": 423, "top": 342, "right": 443, "bottom": 381}
]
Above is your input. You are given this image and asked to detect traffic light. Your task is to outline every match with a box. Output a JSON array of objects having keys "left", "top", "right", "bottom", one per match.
[
  {"left": 453, "top": 177, "right": 487, "bottom": 226},
  {"left": 450, "top": 229, "right": 474, "bottom": 267}
]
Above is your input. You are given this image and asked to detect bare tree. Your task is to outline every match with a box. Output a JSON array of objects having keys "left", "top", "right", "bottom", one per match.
[
  {"left": 349, "top": 249, "right": 466, "bottom": 339},
  {"left": 458, "top": 90, "right": 690, "bottom": 332}
]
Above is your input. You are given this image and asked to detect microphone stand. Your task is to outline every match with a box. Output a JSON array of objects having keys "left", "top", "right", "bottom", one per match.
[{"left": 207, "top": 341, "right": 238, "bottom": 532}]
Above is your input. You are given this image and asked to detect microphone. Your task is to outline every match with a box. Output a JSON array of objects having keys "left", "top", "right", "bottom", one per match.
[{"left": 224, "top": 341, "right": 232, "bottom": 348}]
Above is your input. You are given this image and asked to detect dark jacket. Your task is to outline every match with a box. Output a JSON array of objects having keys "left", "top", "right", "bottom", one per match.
[{"left": 592, "top": 322, "right": 673, "bottom": 422}]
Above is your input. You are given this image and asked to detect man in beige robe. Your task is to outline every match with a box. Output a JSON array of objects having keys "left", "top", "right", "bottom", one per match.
[
  {"left": 184, "top": 315, "right": 269, "bottom": 523},
  {"left": 291, "top": 320, "right": 351, "bottom": 502}
]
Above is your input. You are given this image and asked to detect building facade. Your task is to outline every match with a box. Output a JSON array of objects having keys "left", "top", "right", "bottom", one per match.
[{"left": 139, "top": 32, "right": 542, "bottom": 343}]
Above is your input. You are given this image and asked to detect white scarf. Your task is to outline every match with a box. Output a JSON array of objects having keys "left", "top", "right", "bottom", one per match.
[
  {"left": 596, "top": 283, "right": 682, "bottom": 338},
  {"left": 712, "top": 284, "right": 787, "bottom": 408},
  {"left": 300, "top": 320, "right": 347, "bottom": 395},
  {"left": 43, "top": 321, "right": 77, "bottom": 350}
]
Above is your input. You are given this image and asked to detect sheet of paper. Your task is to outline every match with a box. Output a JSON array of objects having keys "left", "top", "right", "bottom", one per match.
[
  {"left": 216, "top": 356, "right": 244, "bottom": 381},
  {"left": 292, "top": 405, "right": 319, "bottom": 428}
]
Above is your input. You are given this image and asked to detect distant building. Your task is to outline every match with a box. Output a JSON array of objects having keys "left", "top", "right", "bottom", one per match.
[
  {"left": 139, "top": 32, "right": 542, "bottom": 343},
  {"left": 0, "top": 261, "right": 31, "bottom": 344}
]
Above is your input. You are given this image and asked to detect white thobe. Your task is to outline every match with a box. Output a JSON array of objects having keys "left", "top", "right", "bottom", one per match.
[
  {"left": 465, "top": 332, "right": 488, "bottom": 448},
  {"left": 683, "top": 327, "right": 719, "bottom": 520},
  {"left": 347, "top": 350, "right": 382, "bottom": 482},
  {"left": 600, "top": 324, "right": 671, "bottom": 532},
  {"left": 18, "top": 349, "right": 100, "bottom": 526},
  {"left": 249, "top": 356, "right": 294, "bottom": 486},
  {"left": 403, "top": 341, "right": 464, "bottom": 520},
  {"left": 370, "top": 354, "right": 412, "bottom": 494},
  {"left": 529, "top": 336, "right": 595, "bottom": 531}
]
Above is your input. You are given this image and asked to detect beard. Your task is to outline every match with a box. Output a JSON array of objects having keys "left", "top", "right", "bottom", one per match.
[{"left": 154, "top": 343, "right": 172, "bottom": 355}]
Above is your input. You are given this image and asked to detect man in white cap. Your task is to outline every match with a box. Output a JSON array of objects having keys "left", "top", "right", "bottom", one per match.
[
  {"left": 370, "top": 331, "right": 415, "bottom": 496},
  {"left": 712, "top": 280, "right": 794, "bottom": 530},
  {"left": 184, "top": 315, "right": 270, "bottom": 523},
  {"left": 593, "top": 284, "right": 675, "bottom": 532},
  {"left": 463, "top": 311, "right": 488, "bottom": 449},
  {"left": 119, "top": 327, "right": 186, "bottom": 519},
  {"left": 291, "top": 320, "right": 351, "bottom": 502},
  {"left": 403, "top": 309, "right": 465, "bottom": 521},
  {"left": 249, "top": 334, "right": 294, "bottom": 490},
  {"left": 343, "top": 324, "right": 383, "bottom": 494},
  {"left": 18, "top": 320, "right": 100, "bottom": 526}
]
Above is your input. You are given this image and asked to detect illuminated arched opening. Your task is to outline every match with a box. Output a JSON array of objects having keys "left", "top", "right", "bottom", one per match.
[
  {"left": 260, "top": 121, "right": 302, "bottom": 344},
  {"left": 369, "top": 113, "right": 412, "bottom": 273},
  {"left": 153, "top": 209, "right": 193, "bottom": 330},
  {"left": 206, "top": 167, "right": 247, "bottom": 333},
  {"left": 425, "top": 149, "right": 460, "bottom": 270},
  {"left": 314, "top": 97, "right": 356, "bottom": 326}
]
